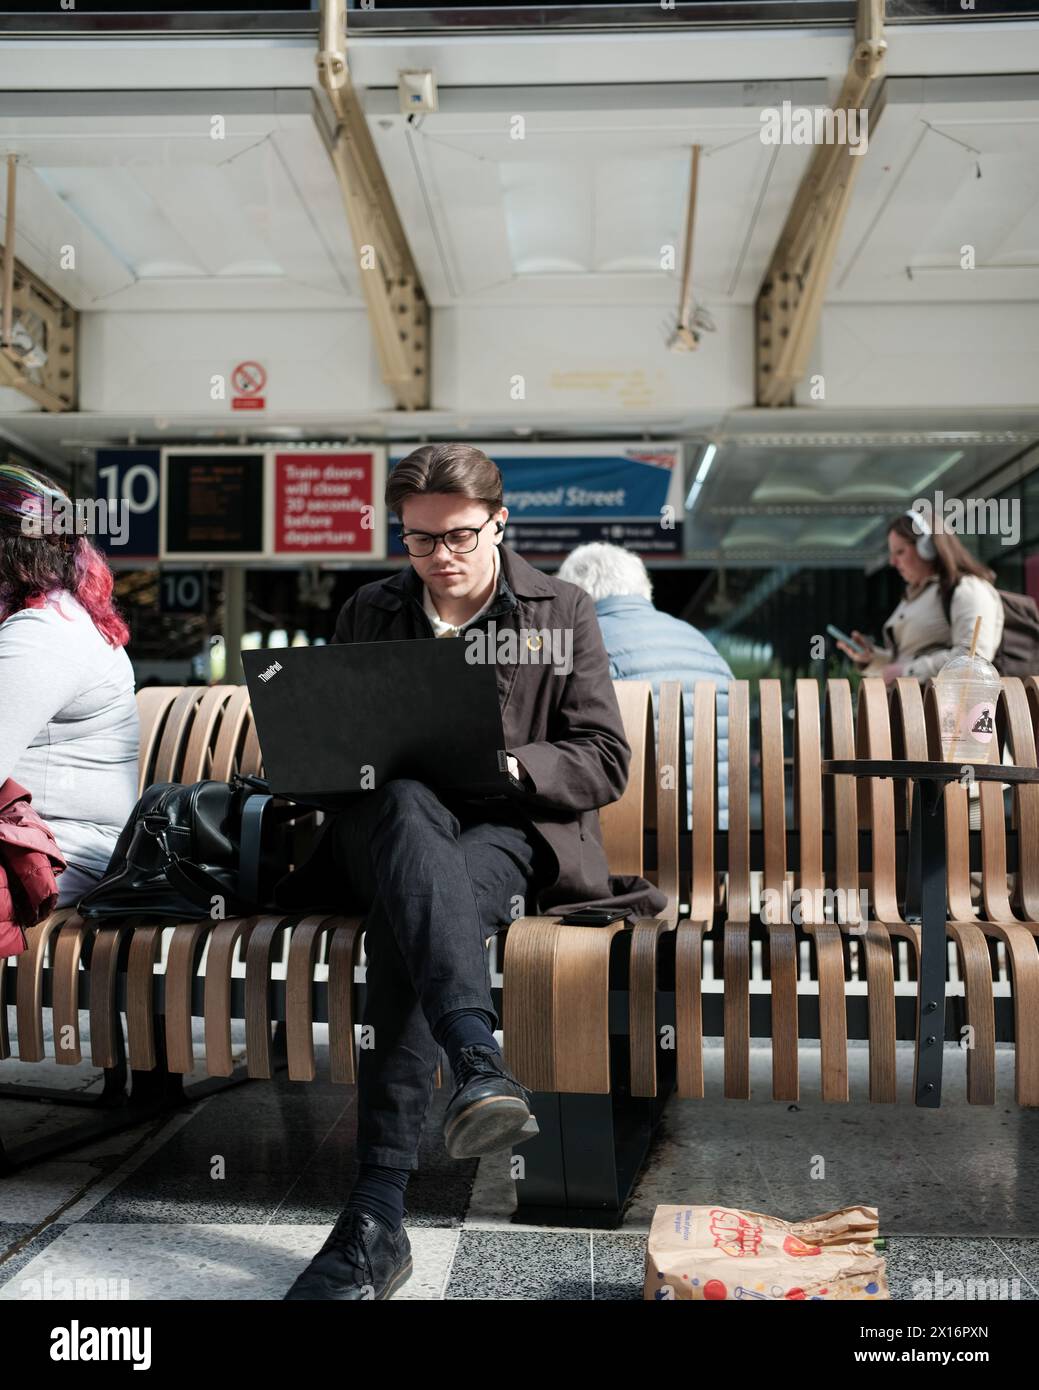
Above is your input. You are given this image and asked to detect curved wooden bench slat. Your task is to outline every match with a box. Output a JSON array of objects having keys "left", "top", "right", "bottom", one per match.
[
  {"left": 978, "top": 921, "right": 1039, "bottom": 1107},
  {"left": 630, "top": 919, "right": 664, "bottom": 1097},
  {"left": 164, "top": 920, "right": 211, "bottom": 1074},
  {"left": 1025, "top": 675, "right": 1039, "bottom": 753},
  {"left": 286, "top": 915, "right": 339, "bottom": 1081},
  {"left": 980, "top": 778, "right": 1014, "bottom": 926},
  {"left": 911, "top": 680, "right": 997, "bottom": 1103},
  {"left": 655, "top": 680, "right": 684, "bottom": 925},
  {"left": 858, "top": 681, "right": 918, "bottom": 1097},
  {"left": 999, "top": 678, "right": 1039, "bottom": 922},
  {"left": 135, "top": 686, "right": 183, "bottom": 793},
  {"left": 721, "top": 679, "right": 752, "bottom": 1097},
  {"left": 244, "top": 917, "right": 288, "bottom": 1080},
  {"left": 126, "top": 925, "right": 166, "bottom": 1070},
  {"left": 828, "top": 679, "right": 895, "bottom": 1100},
  {"left": 629, "top": 682, "right": 684, "bottom": 1096},
  {"left": 600, "top": 681, "right": 652, "bottom": 878},
  {"left": 857, "top": 679, "right": 903, "bottom": 925},
  {"left": 726, "top": 680, "right": 752, "bottom": 922},
  {"left": 689, "top": 681, "right": 717, "bottom": 925},
  {"left": 328, "top": 916, "right": 366, "bottom": 1085},
  {"left": 675, "top": 919, "right": 704, "bottom": 1099},
  {"left": 181, "top": 685, "right": 236, "bottom": 785},
  {"left": 760, "top": 679, "right": 798, "bottom": 1102},
  {"left": 152, "top": 687, "right": 207, "bottom": 785},
  {"left": 796, "top": 679, "right": 848, "bottom": 1101},
  {"left": 210, "top": 686, "right": 254, "bottom": 783},
  {"left": 917, "top": 681, "right": 976, "bottom": 922},
  {"left": 50, "top": 915, "right": 89, "bottom": 1066},
  {"left": 946, "top": 921, "right": 997, "bottom": 1105},
  {"left": 823, "top": 680, "right": 862, "bottom": 926},
  {"left": 502, "top": 918, "right": 625, "bottom": 1094},
  {"left": 863, "top": 924, "right": 898, "bottom": 1103},
  {"left": 722, "top": 922, "right": 750, "bottom": 1099},
  {"left": 203, "top": 914, "right": 265, "bottom": 1077},
  {"left": 15, "top": 910, "right": 74, "bottom": 1062},
  {"left": 89, "top": 922, "right": 137, "bottom": 1068},
  {"left": 794, "top": 679, "right": 824, "bottom": 913}
]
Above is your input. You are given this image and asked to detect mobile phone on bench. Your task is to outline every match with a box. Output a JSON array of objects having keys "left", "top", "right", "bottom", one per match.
[{"left": 558, "top": 908, "right": 631, "bottom": 926}]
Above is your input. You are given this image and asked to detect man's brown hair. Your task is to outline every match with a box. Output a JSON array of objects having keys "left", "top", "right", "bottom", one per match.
[{"left": 385, "top": 443, "right": 503, "bottom": 520}]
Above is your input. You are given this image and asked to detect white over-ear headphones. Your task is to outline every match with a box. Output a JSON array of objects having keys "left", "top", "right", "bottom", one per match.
[{"left": 905, "top": 506, "right": 937, "bottom": 561}]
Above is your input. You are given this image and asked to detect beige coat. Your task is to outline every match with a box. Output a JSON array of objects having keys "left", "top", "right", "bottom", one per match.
[{"left": 865, "top": 574, "right": 1004, "bottom": 680}]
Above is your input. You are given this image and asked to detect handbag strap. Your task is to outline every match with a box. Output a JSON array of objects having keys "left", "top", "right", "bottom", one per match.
[
  {"left": 164, "top": 856, "right": 250, "bottom": 916},
  {"left": 239, "top": 793, "right": 272, "bottom": 905}
]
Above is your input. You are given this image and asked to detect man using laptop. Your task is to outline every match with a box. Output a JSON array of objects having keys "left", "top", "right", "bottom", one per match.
[{"left": 283, "top": 443, "right": 663, "bottom": 1301}]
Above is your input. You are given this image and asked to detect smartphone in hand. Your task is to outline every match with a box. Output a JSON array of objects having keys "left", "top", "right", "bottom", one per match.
[{"left": 826, "top": 623, "right": 866, "bottom": 656}]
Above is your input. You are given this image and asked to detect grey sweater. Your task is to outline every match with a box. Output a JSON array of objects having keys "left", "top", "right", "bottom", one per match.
[{"left": 0, "top": 592, "right": 139, "bottom": 906}]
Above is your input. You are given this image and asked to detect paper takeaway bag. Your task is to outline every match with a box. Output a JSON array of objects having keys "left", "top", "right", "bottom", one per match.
[{"left": 645, "top": 1204, "right": 889, "bottom": 1301}]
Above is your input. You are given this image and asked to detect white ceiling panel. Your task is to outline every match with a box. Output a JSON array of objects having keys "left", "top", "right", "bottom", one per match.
[
  {"left": 0, "top": 91, "right": 362, "bottom": 311},
  {"left": 367, "top": 82, "right": 824, "bottom": 308},
  {"left": 832, "top": 75, "right": 1039, "bottom": 302}
]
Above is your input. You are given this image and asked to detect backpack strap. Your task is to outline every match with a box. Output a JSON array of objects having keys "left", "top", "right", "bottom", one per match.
[{"left": 939, "top": 578, "right": 957, "bottom": 624}]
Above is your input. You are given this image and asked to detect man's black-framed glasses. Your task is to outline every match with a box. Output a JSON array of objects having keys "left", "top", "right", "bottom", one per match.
[{"left": 398, "top": 515, "right": 497, "bottom": 557}]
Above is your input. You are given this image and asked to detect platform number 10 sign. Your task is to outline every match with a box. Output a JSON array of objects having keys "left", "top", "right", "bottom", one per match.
[
  {"left": 94, "top": 450, "right": 161, "bottom": 559},
  {"left": 160, "top": 571, "right": 206, "bottom": 616}
]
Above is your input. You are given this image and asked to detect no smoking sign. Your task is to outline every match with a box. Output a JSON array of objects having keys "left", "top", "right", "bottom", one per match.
[{"left": 231, "top": 360, "right": 266, "bottom": 411}]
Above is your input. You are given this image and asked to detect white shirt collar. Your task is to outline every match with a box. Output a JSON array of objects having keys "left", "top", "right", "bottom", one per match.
[{"left": 422, "top": 543, "right": 500, "bottom": 637}]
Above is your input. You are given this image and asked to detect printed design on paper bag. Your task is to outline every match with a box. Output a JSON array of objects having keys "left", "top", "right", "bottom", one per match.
[
  {"left": 969, "top": 703, "right": 995, "bottom": 739},
  {"left": 703, "top": 1279, "right": 728, "bottom": 1300},
  {"left": 782, "top": 1234, "right": 822, "bottom": 1257},
  {"left": 709, "top": 1208, "right": 763, "bottom": 1258},
  {"left": 733, "top": 1282, "right": 817, "bottom": 1300}
]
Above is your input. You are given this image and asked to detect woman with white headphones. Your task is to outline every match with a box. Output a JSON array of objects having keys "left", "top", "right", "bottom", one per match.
[{"left": 836, "top": 508, "right": 1004, "bottom": 684}]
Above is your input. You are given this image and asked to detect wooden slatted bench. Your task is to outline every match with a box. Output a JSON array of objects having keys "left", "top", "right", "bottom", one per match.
[
  {"left": 0, "top": 678, "right": 669, "bottom": 1175},
  {"left": 505, "top": 675, "right": 1039, "bottom": 1221},
  {"left": 1, "top": 677, "right": 1036, "bottom": 1232}
]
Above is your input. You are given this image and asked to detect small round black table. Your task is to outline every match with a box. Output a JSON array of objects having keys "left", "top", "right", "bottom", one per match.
[{"left": 821, "top": 759, "right": 1039, "bottom": 1107}]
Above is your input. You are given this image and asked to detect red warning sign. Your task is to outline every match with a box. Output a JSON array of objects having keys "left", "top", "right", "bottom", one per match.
[
  {"left": 273, "top": 451, "right": 376, "bottom": 556},
  {"left": 231, "top": 360, "right": 266, "bottom": 411}
]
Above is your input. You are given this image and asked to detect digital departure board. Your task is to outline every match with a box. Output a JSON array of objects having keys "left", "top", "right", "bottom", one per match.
[{"left": 161, "top": 449, "right": 267, "bottom": 560}]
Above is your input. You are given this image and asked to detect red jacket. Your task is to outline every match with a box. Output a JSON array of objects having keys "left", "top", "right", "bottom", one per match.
[{"left": 0, "top": 779, "right": 66, "bottom": 956}]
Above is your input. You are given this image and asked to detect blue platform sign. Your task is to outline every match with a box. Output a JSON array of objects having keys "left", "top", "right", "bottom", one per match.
[
  {"left": 386, "top": 443, "right": 684, "bottom": 558},
  {"left": 93, "top": 449, "right": 161, "bottom": 560}
]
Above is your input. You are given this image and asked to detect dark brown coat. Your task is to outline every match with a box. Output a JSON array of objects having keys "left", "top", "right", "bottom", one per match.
[{"left": 321, "top": 542, "right": 664, "bottom": 921}]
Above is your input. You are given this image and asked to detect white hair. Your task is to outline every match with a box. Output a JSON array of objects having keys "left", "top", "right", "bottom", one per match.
[{"left": 556, "top": 542, "right": 653, "bottom": 602}]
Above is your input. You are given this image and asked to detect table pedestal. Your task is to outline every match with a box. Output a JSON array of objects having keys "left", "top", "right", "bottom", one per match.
[{"left": 903, "top": 779, "right": 948, "bottom": 1107}]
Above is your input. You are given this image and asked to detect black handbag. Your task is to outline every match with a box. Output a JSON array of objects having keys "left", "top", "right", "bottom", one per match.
[{"left": 78, "top": 774, "right": 290, "bottom": 921}]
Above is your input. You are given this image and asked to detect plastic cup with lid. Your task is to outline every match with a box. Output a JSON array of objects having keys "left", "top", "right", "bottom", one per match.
[{"left": 934, "top": 651, "right": 1001, "bottom": 762}]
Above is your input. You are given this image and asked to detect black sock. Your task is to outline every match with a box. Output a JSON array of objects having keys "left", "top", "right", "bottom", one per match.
[
  {"left": 345, "top": 1162, "right": 410, "bottom": 1233},
  {"left": 433, "top": 1007, "right": 501, "bottom": 1073}
]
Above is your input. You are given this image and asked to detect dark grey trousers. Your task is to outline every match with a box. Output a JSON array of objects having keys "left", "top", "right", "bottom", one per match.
[{"left": 327, "top": 778, "right": 550, "bottom": 1169}]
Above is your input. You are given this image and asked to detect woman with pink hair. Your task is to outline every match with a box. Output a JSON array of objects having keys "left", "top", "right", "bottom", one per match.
[{"left": 0, "top": 464, "right": 139, "bottom": 906}]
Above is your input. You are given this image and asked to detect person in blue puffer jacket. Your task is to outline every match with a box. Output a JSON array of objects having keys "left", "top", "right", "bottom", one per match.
[{"left": 556, "top": 543, "right": 732, "bottom": 830}]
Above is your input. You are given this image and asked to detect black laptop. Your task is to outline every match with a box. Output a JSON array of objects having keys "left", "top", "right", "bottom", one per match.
[{"left": 241, "top": 639, "right": 526, "bottom": 806}]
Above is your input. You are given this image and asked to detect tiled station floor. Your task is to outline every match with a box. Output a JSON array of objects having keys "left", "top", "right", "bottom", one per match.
[{"left": 1, "top": 1028, "right": 1037, "bottom": 1301}]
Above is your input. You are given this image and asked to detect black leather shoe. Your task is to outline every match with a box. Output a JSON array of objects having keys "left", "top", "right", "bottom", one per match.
[
  {"left": 283, "top": 1207, "right": 413, "bottom": 1300},
  {"left": 443, "top": 1044, "right": 540, "bottom": 1159}
]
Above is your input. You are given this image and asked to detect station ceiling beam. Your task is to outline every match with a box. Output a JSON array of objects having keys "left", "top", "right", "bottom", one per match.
[
  {"left": 755, "top": 0, "right": 887, "bottom": 407},
  {"left": 316, "top": 0, "right": 429, "bottom": 412}
]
